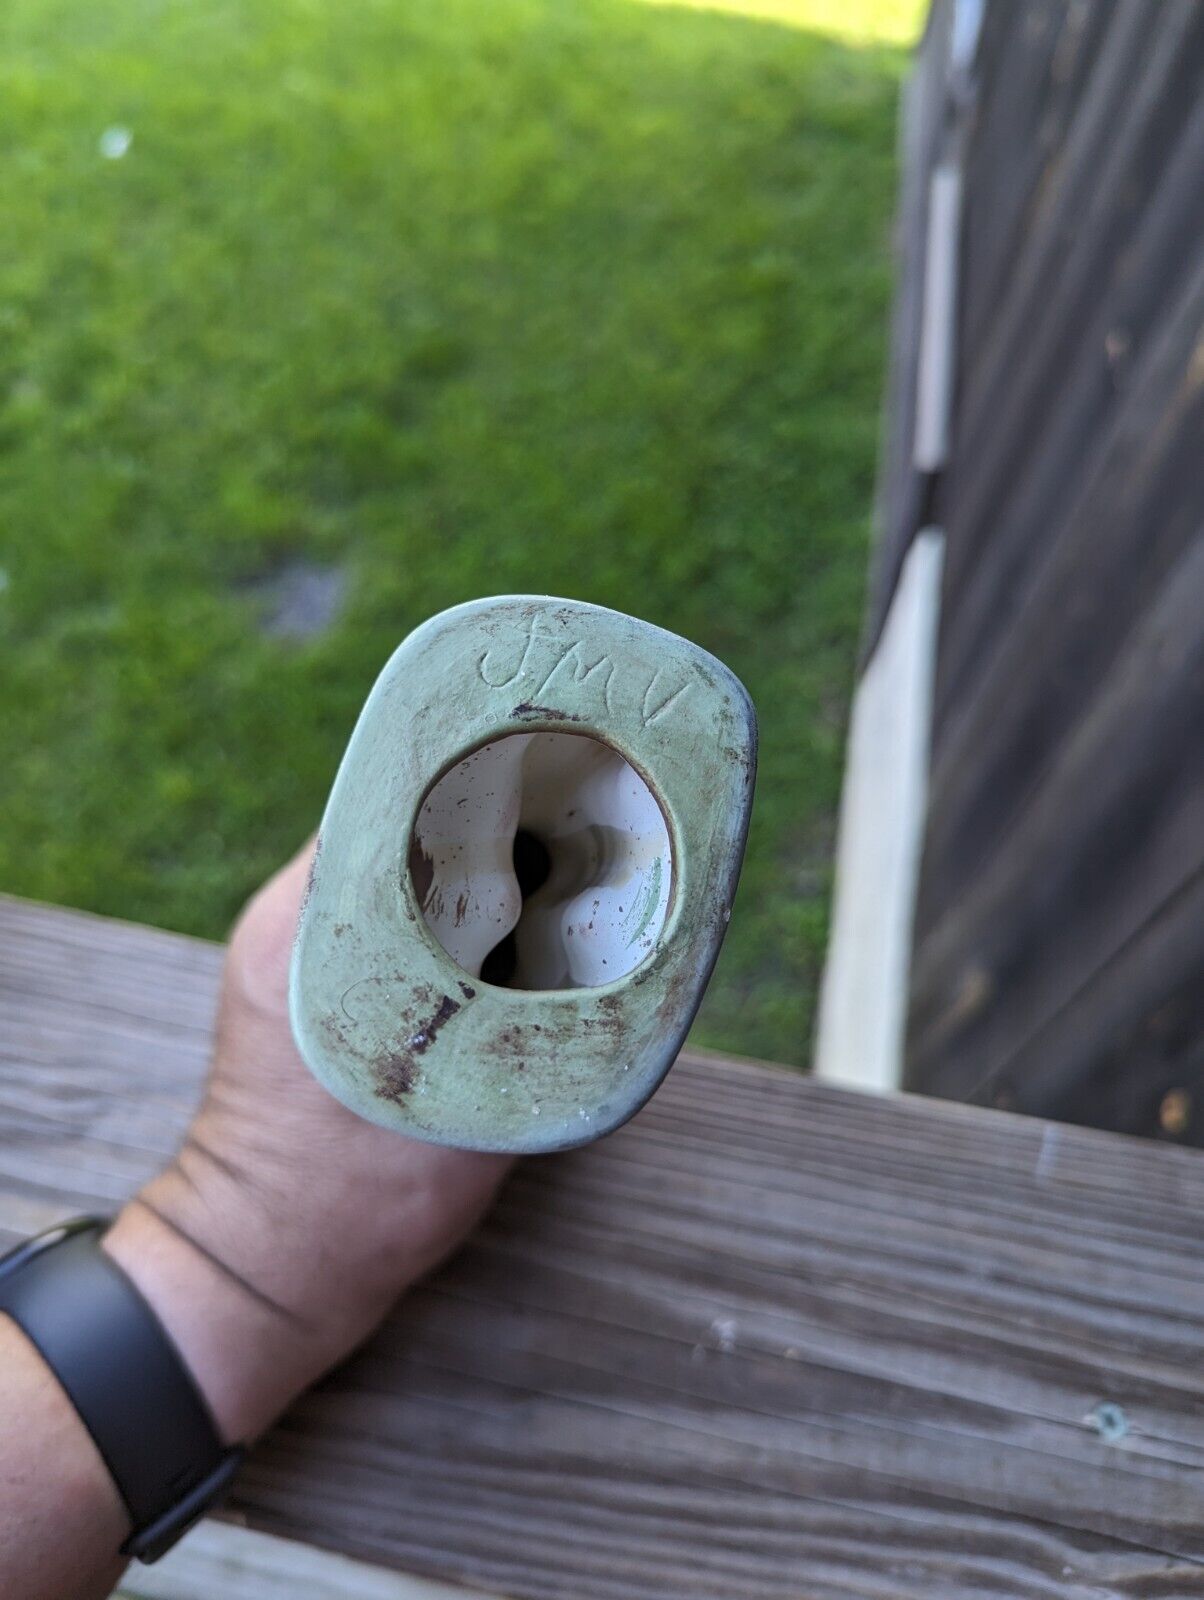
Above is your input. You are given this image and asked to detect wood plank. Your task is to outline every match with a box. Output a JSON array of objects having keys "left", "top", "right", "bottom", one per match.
[
  {"left": 934, "top": 2, "right": 1204, "bottom": 723},
  {"left": 950, "top": 0, "right": 1179, "bottom": 493},
  {"left": 907, "top": 522, "right": 1204, "bottom": 1097},
  {"left": 935, "top": 42, "right": 1204, "bottom": 742},
  {"left": 979, "top": 858, "right": 1204, "bottom": 1141},
  {"left": 935, "top": 1, "right": 1197, "bottom": 649},
  {"left": 122, "top": 1523, "right": 489, "bottom": 1600},
  {"left": 952, "top": 0, "right": 1152, "bottom": 448},
  {"left": 958, "top": 0, "right": 1112, "bottom": 369},
  {"left": 877, "top": 6, "right": 1204, "bottom": 1138},
  {"left": 906, "top": 46, "right": 1204, "bottom": 1098},
  {"left": 6, "top": 896, "right": 1204, "bottom": 1596},
  {"left": 913, "top": 252, "right": 1204, "bottom": 941}
]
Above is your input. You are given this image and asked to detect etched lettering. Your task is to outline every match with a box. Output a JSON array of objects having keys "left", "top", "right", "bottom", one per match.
[
  {"left": 534, "top": 642, "right": 616, "bottom": 713},
  {"left": 478, "top": 612, "right": 690, "bottom": 727},
  {"left": 640, "top": 669, "right": 691, "bottom": 727},
  {"left": 477, "top": 615, "right": 542, "bottom": 688}
]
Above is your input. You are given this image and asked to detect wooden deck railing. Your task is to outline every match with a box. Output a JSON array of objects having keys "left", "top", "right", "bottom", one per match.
[{"left": 4, "top": 893, "right": 1204, "bottom": 1597}]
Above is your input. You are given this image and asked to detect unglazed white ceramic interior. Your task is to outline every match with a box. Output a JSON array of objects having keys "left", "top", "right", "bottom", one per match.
[{"left": 409, "top": 731, "right": 672, "bottom": 990}]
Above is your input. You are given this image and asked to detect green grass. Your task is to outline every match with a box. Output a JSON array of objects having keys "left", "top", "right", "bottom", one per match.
[{"left": 0, "top": 0, "right": 920, "bottom": 1065}]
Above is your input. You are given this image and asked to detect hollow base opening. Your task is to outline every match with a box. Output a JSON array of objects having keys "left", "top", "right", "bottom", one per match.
[{"left": 409, "top": 732, "right": 672, "bottom": 991}]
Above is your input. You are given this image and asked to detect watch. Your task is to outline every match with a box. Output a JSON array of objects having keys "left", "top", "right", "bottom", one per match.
[{"left": 0, "top": 1216, "right": 245, "bottom": 1563}]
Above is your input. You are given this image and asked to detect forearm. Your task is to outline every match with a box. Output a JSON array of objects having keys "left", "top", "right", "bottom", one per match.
[
  {"left": 0, "top": 1317, "right": 126, "bottom": 1600},
  {"left": 0, "top": 1197, "right": 339, "bottom": 1600}
]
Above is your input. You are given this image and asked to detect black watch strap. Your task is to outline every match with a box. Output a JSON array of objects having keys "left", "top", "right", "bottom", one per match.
[{"left": 0, "top": 1217, "right": 245, "bottom": 1563}]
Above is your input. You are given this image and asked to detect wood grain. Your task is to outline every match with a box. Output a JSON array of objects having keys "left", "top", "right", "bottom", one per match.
[
  {"left": 907, "top": 469, "right": 1204, "bottom": 1099},
  {"left": 122, "top": 1522, "right": 491, "bottom": 1600},
  {"left": 6, "top": 894, "right": 1204, "bottom": 1597},
  {"left": 916, "top": 249, "right": 1204, "bottom": 942},
  {"left": 898, "top": 0, "right": 1204, "bottom": 1140},
  {"left": 935, "top": 2, "right": 1204, "bottom": 722},
  {"left": 957, "top": 0, "right": 1113, "bottom": 376},
  {"left": 984, "top": 857, "right": 1204, "bottom": 1138}
]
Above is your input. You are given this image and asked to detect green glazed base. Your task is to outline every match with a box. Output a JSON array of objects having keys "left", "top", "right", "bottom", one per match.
[{"left": 289, "top": 596, "right": 756, "bottom": 1153}]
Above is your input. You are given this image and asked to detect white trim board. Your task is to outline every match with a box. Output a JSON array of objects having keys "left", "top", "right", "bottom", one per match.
[
  {"left": 119, "top": 1520, "right": 496, "bottom": 1600},
  {"left": 913, "top": 163, "right": 962, "bottom": 473},
  {"left": 813, "top": 528, "right": 945, "bottom": 1093},
  {"left": 949, "top": 0, "right": 987, "bottom": 80}
]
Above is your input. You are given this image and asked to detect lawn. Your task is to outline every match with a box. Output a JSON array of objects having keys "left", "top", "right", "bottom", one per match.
[{"left": 0, "top": 0, "right": 921, "bottom": 1066}]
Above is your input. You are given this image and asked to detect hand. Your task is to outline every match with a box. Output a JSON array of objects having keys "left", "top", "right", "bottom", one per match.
[{"left": 103, "top": 840, "right": 511, "bottom": 1442}]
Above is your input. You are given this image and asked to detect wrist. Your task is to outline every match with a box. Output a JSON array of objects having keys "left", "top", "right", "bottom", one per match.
[
  {"left": 2, "top": 1215, "right": 253, "bottom": 1572},
  {"left": 102, "top": 1175, "right": 367, "bottom": 1444},
  {"left": 101, "top": 960, "right": 513, "bottom": 1445}
]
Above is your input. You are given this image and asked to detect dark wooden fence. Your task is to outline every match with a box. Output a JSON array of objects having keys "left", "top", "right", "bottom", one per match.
[{"left": 877, "top": 0, "right": 1204, "bottom": 1142}]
